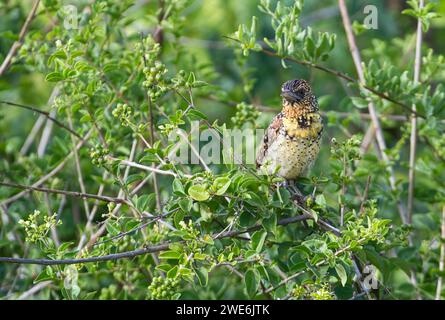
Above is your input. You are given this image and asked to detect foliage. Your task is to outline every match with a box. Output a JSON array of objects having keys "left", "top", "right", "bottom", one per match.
[{"left": 0, "top": 0, "right": 445, "bottom": 300}]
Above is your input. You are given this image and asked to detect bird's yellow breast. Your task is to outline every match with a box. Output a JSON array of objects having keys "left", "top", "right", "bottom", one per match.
[{"left": 282, "top": 113, "right": 322, "bottom": 139}]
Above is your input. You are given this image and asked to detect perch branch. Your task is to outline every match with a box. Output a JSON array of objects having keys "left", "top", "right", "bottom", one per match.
[{"left": 0, "top": 214, "right": 312, "bottom": 265}]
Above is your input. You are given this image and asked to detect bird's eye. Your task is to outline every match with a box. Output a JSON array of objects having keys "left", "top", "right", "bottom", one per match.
[{"left": 295, "top": 89, "right": 305, "bottom": 96}]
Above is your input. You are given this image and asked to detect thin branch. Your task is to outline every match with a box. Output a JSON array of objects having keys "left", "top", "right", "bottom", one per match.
[
  {"left": 93, "top": 209, "right": 178, "bottom": 247},
  {"left": 67, "top": 111, "right": 91, "bottom": 220},
  {"left": 224, "top": 36, "right": 424, "bottom": 119},
  {"left": 141, "top": 37, "right": 162, "bottom": 210},
  {"left": 265, "top": 237, "right": 367, "bottom": 294},
  {"left": 109, "top": 157, "right": 192, "bottom": 178},
  {"left": 20, "top": 115, "right": 45, "bottom": 155},
  {"left": 360, "top": 125, "right": 376, "bottom": 155},
  {"left": 77, "top": 171, "right": 108, "bottom": 251},
  {"left": 84, "top": 175, "right": 152, "bottom": 250},
  {"left": 147, "top": 95, "right": 162, "bottom": 211},
  {"left": 340, "top": 153, "right": 347, "bottom": 226},
  {"left": 37, "top": 108, "right": 56, "bottom": 157},
  {"left": 0, "top": 101, "right": 83, "bottom": 141},
  {"left": 359, "top": 176, "right": 372, "bottom": 215},
  {"left": 0, "top": 181, "right": 129, "bottom": 205},
  {"left": 0, "top": 214, "right": 311, "bottom": 265},
  {"left": 0, "top": 128, "right": 94, "bottom": 207},
  {"left": 436, "top": 205, "right": 445, "bottom": 300},
  {"left": 0, "top": 0, "right": 40, "bottom": 76},
  {"left": 17, "top": 281, "right": 52, "bottom": 300},
  {"left": 205, "top": 94, "right": 419, "bottom": 122},
  {"left": 338, "top": 0, "right": 407, "bottom": 224},
  {"left": 351, "top": 255, "right": 372, "bottom": 300},
  {"left": 407, "top": 0, "right": 424, "bottom": 224},
  {"left": 44, "top": 193, "right": 60, "bottom": 247},
  {"left": 177, "top": 130, "right": 211, "bottom": 172}
]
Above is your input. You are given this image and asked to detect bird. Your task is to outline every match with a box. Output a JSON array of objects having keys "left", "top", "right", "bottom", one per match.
[{"left": 256, "top": 79, "right": 323, "bottom": 193}]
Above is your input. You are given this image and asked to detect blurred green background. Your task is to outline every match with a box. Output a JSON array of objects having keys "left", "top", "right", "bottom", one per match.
[
  {"left": 1, "top": 0, "right": 445, "bottom": 299},
  {"left": 1, "top": 0, "right": 445, "bottom": 154}
]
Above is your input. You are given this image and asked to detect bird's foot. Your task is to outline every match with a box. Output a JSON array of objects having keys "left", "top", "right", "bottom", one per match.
[
  {"left": 282, "top": 180, "right": 302, "bottom": 196},
  {"left": 277, "top": 180, "right": 305, "bottom": 204}
]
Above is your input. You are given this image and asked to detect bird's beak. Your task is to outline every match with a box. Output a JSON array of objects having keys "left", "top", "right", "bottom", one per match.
[{"left": 280, "top": 89, "right": 303, "bottom": 102}]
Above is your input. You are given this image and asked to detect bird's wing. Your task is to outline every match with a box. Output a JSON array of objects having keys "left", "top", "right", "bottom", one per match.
[{"left": 256, "top": 112, "right": 283, "bottom": 168}]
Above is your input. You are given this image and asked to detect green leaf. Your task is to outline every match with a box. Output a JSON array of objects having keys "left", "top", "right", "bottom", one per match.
[
  {"left": 34, "top": 269, "right": 53, "bottom": 284},
  {"left": 172, "top": 178, "right": 185, "bottom": 196},
  {"left": 74, "top": 60, "right": 93, "bottom": 72},
  {"left": 156, "top": 263, "right": 172, "bottom": 273},
  {"left": 125, "top": 174, "right": 143, "bottom": 185},
  {"left": 58, "top": 242, "right": 73, "bottom": 253},
  {"left": 335, "top": 264, "right": 347, "bottom": 286},
  {"left": 302, "top": 239, "right": 327, "bottom": 253},
  {"left": 179, "top": 267, "right": 193, "bottom": 277},
  {"left": 45, "top": 72, "right": 64, "bottom": 82},
  {"left": 201, "top": 234, "right": 214, "bottom": 245},
  {"left": 262, "top": 214, "right": 277, "bottom": 234},
  {"left": 174, "top": 210, "right": 186, "bottom": 228},
  {"left": 179, "top": 198, "right": 193, "bottom": 212},
  {"left": 187, "top": 72, "right": 196, "bottom": 84},
  {"left": 140, "top": 154, "right": 160, "bottom": 164},
  {"left": 305, "top": 37, "right": 316, "bottom": 58},
  {"left": 351, "top": 97, "right": 368, "bottom": 109},
  {"left": 187, "top": 109, "right": 208, "bottom": 121},
  {"left": 103, "top": 62, "right": 119, "bottom": 73},
  {"left": 159, "top": 250, "right": 182, "bottom": 260},
  {"left": 244, "top": 268, "right": 260, "bottom": 297},
  {"left": 188, "top": 185, "right": 210, "bottom": 201},
  {"left": 315, "top": 194, "right": 326, "bottom": 208},
  {"left": 251, "top": 230, "right": 267, "bottom": 253},
  {"left": 195, "top": 267, "right": 208, "bottom": 286},
  {"left": 105, "top": 221, "right": 120, "bottom": 236},
  {"left": 167, "top": 265, "right": 179, "bottom": 278},
  {"left": 136, "top": 194, "right": 152, "bottom": 212},
  {"left": 212, "top": 177, "right": 231, "bottom": 195},
  {"left": 80, "top": 114, "right": 91, "bottom": 123},
  {"left": 192, "top": 81, "right": 208, "bottom": 88},
  {"left": 47, "top": 50, "right": 67, "bottom": 65}
]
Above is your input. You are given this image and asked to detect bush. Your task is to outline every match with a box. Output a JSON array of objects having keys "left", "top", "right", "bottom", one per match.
[{"left": 0, "top": 0, "right": 444, "bottom": 300}]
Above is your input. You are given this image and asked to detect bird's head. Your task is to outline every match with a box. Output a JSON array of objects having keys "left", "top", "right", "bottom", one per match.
[
  {"left": 281, "top": 79, "right": 311, "bottom": 104},
  {"left": 280, "top": 79, "right": 318, "bottom": 115}
]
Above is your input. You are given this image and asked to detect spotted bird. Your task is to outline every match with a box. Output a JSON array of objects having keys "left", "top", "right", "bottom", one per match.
[{"left": 256, "top": 79, "right": 323, "bottom": 186}]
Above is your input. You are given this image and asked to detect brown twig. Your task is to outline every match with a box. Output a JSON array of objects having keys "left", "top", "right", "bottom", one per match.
[
  {"left": 0, "top": 100, "right": 83, "bottom": 140},
  {"left": 0, "top": 214, "right": 311, "bottom": 265},
  {"left": 0, "top": 181, "right": 130, "bottom": 205},
  {"left": 0, "top": 0, "right": 40, "bottom": 76}
]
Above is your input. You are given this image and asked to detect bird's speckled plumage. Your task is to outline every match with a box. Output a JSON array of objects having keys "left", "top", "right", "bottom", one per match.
[{"left": 256, "top": 79, "right": 323, "bottom": 180}]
